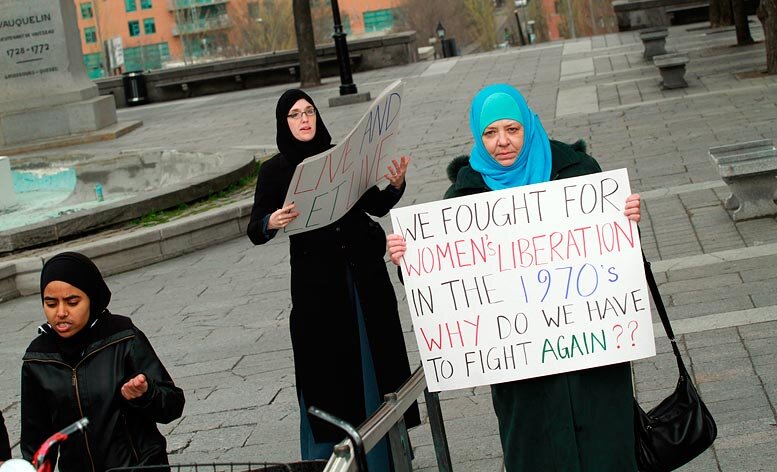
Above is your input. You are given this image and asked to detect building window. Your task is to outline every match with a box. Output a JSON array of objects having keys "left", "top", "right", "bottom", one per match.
[
  {"left": 83, "top": 52, "right": 105, "bottom": 79},
  {"left": 124, "top": 42, "right": 170, "bottom": 72},
  {"left": 143, "top": 18, "right": 156, "bottom": 34},
  {"left": 84, "top": 26, "right": 97, "bottom": 43},
  {"left": 125, "top": 0, "right": 137, "bottom": 12},
  {"left": 128, "top": 20, "right": 141, "bottom": 36},
  {"left": 247, "top": 2, "right": 260, "bottom": 19},
  {"left": 80, "top": 2, "right": 93, "bottom": 19},
  {"left": 141, "top": 0, "right": 153, "bottom": 9},
  {"left": 363, "top": 9, "right": 395, "bottom": 32}
]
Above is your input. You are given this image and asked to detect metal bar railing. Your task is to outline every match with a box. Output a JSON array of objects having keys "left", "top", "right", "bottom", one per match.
[
  {"left": 317, "top": 366, "right": 452, "bottom": 472},
  {"left": 423, "top": 389, "right": 453, "bottom": 472}
]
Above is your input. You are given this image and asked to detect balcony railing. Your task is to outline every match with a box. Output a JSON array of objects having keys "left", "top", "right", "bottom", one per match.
[
  {"left": 172, "top": 15, "right": 231, "bottom": 35},
  {"left": 168, "top": 0, "right": 229, "bottom": 11}
]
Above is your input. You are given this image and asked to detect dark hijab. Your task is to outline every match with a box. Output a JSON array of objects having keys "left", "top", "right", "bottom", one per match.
[
  {"left": 275, "top": 89, "right": 333, "bottom": 165},
  {"left": 40, "top": 252, "right": 112, "bottom": 363}
]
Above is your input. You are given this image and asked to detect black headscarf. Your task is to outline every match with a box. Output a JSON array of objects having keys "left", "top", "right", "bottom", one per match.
[
  {"left": 275, "top": 89, "right": 333, "bottom": 165},
  {"left": 40, "top": 252, "right": 112, "bottom": 364}
]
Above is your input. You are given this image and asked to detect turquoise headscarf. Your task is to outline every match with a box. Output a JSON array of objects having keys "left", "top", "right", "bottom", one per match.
[{"left": 468, "top": 84, "right": 552, "bottom": 190}]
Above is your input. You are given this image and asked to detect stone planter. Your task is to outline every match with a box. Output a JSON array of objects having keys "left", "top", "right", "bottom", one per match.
[
  {"left": 709, "top": 140, "right": 777, "bottom": 221},
  {"left": 654, "top": 52, "right": 689, "bottom": 89},
  {"left": 640, "top": 30, "right": 668, "bottom": 60}
]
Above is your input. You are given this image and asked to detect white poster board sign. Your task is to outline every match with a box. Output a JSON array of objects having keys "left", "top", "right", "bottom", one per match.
[
  {"left": 390, "top": 169, "right": 656, "bottom": 392},
  {"left": 107, "top": 36, "right": 124, "bottom": 69},
  {"left": 282, "top": 80, "right": 403, "bottom": 235}
]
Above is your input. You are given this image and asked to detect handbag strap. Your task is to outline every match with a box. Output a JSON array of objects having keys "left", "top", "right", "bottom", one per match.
[{"left": 642, "top": 254, "right": 688, "bottom": 374}]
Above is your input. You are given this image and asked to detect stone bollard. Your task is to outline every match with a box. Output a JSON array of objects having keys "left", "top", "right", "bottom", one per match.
[
  {"left": 653, "top": 53, "right": 689, "bottom": 89},
  {"left": 709, "top": 140, "right": 777, "bottom": 221},
  {"left": 640, "top": 29, "right": 668, "bottom": 60}
]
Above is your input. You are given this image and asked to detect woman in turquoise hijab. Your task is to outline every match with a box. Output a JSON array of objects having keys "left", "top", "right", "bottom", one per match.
[{"left": 388, "top": 84, "right": 641, "bottom": 471}]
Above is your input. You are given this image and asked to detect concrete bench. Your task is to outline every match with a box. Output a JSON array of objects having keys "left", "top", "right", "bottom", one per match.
[
  {"left": 156, "top": 54, "right": 362, "bottom": 94},
  {"left": 155, "top": 62, "right": 299, "bottom": 93},
  {"left": 666, "top": 2, "right": 709, "bottom": 25},
  {"left": 653, "top": 52, "right": 689, "bottom": 89},
  {"left": 640, "top": 29, "right": 668, "bottom": 60},
  {"left": 709, "top": 140, "right": 777, "bottom": 220}
]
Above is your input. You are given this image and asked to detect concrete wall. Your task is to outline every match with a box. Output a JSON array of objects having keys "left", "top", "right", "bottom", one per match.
[
  {"left": 613, "top": 0, "right": 687, "bottom": 30},
  {"left": 613, "top": 0, "right": 759, "bottom": 30},
  {"left": 0, "top": 198, "right": 254, "bottom": 302},
  {"left": 96, "top": 31, "right": 418, "bottom": 108}
]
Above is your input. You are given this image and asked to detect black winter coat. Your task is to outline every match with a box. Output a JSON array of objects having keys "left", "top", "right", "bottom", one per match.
[
  {"left": 247, "top": 153, "right": 420, "bottom": 441},
  {"left": 21, "top": 314, "right": 184, "bottom": 472},
  {"left": 0, "top": 411, "right": 10, "bottom": 461}
]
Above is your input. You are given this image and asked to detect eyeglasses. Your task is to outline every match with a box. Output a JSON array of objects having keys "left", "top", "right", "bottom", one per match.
[{"left": 287, "top": 107, "right": 316, "bottom": 120}]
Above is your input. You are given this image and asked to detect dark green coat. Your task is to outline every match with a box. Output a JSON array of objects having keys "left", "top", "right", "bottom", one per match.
[{"left": 445, "top": 140, "right": 637, "bottom": 472}]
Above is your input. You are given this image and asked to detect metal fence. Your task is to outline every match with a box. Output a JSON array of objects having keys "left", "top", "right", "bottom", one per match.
[
  {"left": 317, "top": 366, "right": 452, "bottom": 472},
  {"left": 107, "top": 366, "right": 450, "bottom": 472}
]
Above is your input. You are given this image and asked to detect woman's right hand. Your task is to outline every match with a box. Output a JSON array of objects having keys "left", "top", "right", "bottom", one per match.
[
  {"left": 268, "top": 203, "right": 299, "bottom": 230},
  {"left": 121, "top": 374, "right": 148, "bottom": 400},
  {"left": 387, "top": 233, "right": 406, "bottom": 266}
]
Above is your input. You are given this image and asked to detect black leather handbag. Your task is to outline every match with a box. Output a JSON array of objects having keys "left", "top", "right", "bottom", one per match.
[{"left": 634, "top": 256, "right": 717, "bottom": 472}]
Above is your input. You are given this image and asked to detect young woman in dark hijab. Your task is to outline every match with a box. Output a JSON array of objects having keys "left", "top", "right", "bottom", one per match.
[
  {"left": 0, "top": 411, "right": 10, "bottom": 464},
  {"left": 247, "top": 90, "right": 419, "bottom": 470},
  {"left": 20, "top": 252, "right": 185, "bottom": 472}
]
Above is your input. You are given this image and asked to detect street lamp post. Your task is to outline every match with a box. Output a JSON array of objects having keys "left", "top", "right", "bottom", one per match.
[
  {"left": 331, "top": 0, "right": 356, "bottom": 96},
  {"left": 327, "top": 0, "right": 370, "bottom": 106},
  {"left": 436, "top": 22, "right": 446, "bottom": 40},
  {"left": 564, "top": 0, "right": 577, "bottom": 39},
  {"left": 513, "top": 0, "right": 528, "bottom": 46},
  {"left": 436, "top": 22, "right": 448, "bottom": 58},
  {"left": 513, "top": 9, "right": 527, "bottom": 46}
]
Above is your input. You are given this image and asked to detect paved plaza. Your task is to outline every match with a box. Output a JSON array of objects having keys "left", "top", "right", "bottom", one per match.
[{"left": 2, "top": 22, "right": 777, "bottom": 471}]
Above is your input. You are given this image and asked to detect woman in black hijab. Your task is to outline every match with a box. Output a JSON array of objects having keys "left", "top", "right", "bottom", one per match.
[
  {"left": 247, "top": 90, "right": 419, "bottom": 470},
  {"left": 20, "top": 252, "right": 184, "bottom": 472},
  {"left": 0, "top": 411, "right": 10, "bottom": 464}
]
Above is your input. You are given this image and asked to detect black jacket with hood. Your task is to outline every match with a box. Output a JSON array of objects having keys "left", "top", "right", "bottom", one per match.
[{"left": 21, "top": 314, "right": 184, "bottom": 472}]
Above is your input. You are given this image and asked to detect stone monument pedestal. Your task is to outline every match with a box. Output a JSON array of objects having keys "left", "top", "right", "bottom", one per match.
[
  {"left": 1, "top": 96, "right": 118, "bottom": 146},
  {"left": 0, "top": 0, "right": 140, "bottom": 154},
  {"left": 0, "top": 157, "right": 15, "bottom": 211}
]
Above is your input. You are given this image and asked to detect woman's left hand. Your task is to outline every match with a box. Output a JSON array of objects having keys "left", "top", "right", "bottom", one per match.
[
  {"left": 385, "top": 156, "right": 410, "bottom": 189},
  {"left": 624, "top": 193, "right": 641, "bottom": 223},
  {"left": 121, "top": 373, "right": 149, "bottom": 400},
  {"left": 387, "top": 233, "right": 407, "bottom": 266}
]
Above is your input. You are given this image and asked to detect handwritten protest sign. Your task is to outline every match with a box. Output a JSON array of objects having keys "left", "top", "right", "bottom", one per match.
[
  {"left": 281, "top": 80, "right": 403, "bottom": 235},
  {"left": 390, "top": 169, "right": 656, "bottom": 392}
]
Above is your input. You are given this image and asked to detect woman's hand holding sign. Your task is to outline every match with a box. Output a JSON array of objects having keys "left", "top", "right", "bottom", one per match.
[
  {"left": 269, "top": 202, "right": 299, "bottom": 230},
  {"left": 624, "top": 193, "right": 641, "bottom": 222},
  {"left": 387, "top": 233, "right": 407, "bottom": 266},
  {"left": 385, "top": 156, "right": 411, "bottom": 189}
]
